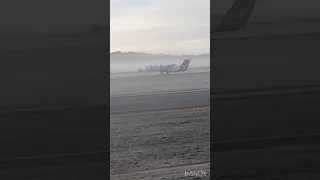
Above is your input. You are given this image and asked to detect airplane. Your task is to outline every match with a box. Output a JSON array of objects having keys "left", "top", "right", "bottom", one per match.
[{"left": 138, "top": 59, "right": 191, "bottom": 74}]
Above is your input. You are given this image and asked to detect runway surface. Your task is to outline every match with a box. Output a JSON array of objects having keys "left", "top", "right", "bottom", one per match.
[
  {"left": 111, "top": 89, "right": 320, "bottom": 142},
  {"left": 111, "top": 67, "right": 320, "bottom": 142},
  {"left": 110, "top": 67, "right": 210, "bottom": 78},
  {"left": 111, "top": 90, "right": 209, "bottom": 114},
  {"left": 111, "top": 88, "right": 320, "bottom": 179},
  {"left": 110, "top": 69, "right": 210, "bottom": 97},
  {"left": 110, "top": 70, "right": 210, "bottom": 179},
  {"left": 0, "top": 87, "right": 318, "bottom": 160},
  {"left": 0, "top": 70, "right": 318, "bottom": 159},
  {"left": 1, "top": 61, "right": 320, "bottom": 179}
]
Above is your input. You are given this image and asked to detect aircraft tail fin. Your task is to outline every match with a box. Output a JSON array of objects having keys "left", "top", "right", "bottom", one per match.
[
  {"left": 214, "top": 0, "right": 256, "bottom": 32},
  {"left": 179, "top": 59, "right": 191, "bottom": 71}
]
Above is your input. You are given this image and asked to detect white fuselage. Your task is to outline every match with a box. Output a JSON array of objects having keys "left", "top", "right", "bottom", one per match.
[
  {"left": 139, "top": 59, "right": 191, "bottom": 74},
  {"left": 145, "top": 64, "right": 179, "bottom": 72},
  {"left": 166, "top": 66, "right": 180, "bottom": 72}
]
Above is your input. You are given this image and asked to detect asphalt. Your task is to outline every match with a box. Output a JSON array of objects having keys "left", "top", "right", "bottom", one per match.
[
  {"left": 111, "top": 86, "right": 320, "bottom": 142},
  {"left": 1, "top": 68, "right": 319, "bottom": 170},
  {"left": 1, "top": 88, "right": 319, "bottom": 161},
  {"left": 112, "top": 84, "right": 320, "bottom": 132},
  {"left": 110, "top": 67, "right": 210, "bottom": 78},
  {"left": 110, "top": 90, "right": 210, "bottom": 114},
  {"left": 111, "top": 70, "right": 210, "bottom": 97}
]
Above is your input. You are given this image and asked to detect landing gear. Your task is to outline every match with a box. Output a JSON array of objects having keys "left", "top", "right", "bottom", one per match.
[
  {"left": 166, "top": 72, "right": 169, "bottom": 74},
  {"left": 160, "top": 72, "right": 163, "bottom": 74}
]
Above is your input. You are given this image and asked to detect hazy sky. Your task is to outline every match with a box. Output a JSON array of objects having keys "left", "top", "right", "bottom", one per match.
[{"left": 111, "top": 0, "right": 210, "bottom": 54}]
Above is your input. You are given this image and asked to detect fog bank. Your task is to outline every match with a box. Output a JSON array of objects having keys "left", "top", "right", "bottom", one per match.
[{"left": 110, "top": 52, "right": 210, "bottom": 73}]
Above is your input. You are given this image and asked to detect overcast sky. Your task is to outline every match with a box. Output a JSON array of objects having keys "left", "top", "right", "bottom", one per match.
[{"left": 111, "top": 0, "right": 210, "bottom": 54}]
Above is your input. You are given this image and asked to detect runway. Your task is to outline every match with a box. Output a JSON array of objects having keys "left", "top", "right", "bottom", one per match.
[
  {"left": 110, "top": 68, "right": 210, "bottom": 114},
  {"left": 1, "top": 62, "right": 320, "bottom": 178},
  {"left": 110, "top": 69, "right": 210, "bottom": 97},
  {"left": 111, "top": 90, "right": 209, "bottom": 114},
  {"left": 111, "top": 68, "right": 320, "bottom": 142},
  {"left": 0, "top": 70, "right": 318, "bottom": 160},
  {"left": 110, "top": 70, "right": 210, "bottom": 179},
  {"left": 111, "top": 88, "right": 320, "bottom": 142},
  {"left": 110, "top": 67, "right": 210, "bottom": 78},
  {"left": 111, "top": 87, "right": 320, "bottom": 179}
]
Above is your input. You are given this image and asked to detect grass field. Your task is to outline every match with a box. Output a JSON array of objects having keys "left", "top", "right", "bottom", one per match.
[{"left": 110, "top": 107, "right": 210, "bottom": 179}]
